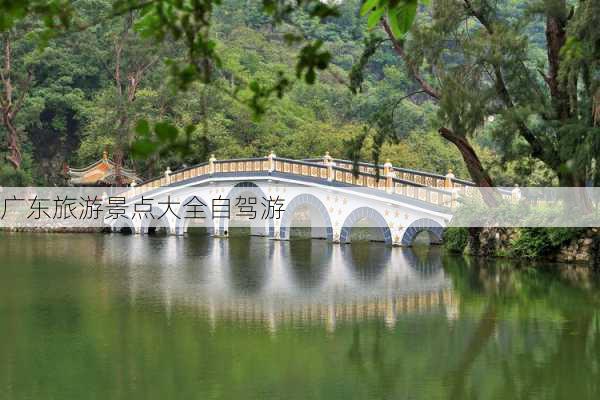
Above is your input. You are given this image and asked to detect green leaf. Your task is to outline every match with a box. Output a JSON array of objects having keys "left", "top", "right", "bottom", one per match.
[
  {"left": 305, "top": 68, "right": 316, "bottom": 84},
  {"left": 388, "top": 0, "right": 418, "bottom": 39},
  {"left": 184, "top": 124, "right": 196, "bottom": 136},
  {"left": 388, "top": 8, "right": 403, "bottom": 38},
  {"left": 399, "top": 1, "right": 418, "bottom": 33},
  {"left": 249, "top": 80, "right": 260, "bottom": 92},
  {"left": 310, "top": 3, "right": 339, "bottom": 19},
  {"left": 360, "top": 0, "right": 379, "bottom": 16},
  {"left": 154, "top": 122, "right": 178, "bottom": 142},
  {"left": 135, "top": 119, "right": 150, "bottom": 136},
  {"left": 131, "top": 139, "right": 158, "bottom": 159},
  {"left": 367, "top": 7, "right": 385, "bottom": 29}
]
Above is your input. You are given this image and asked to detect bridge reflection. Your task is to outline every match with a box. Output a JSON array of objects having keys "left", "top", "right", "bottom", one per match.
[{"left": 100, "top": 236, "right": 456, "bottom": 331}]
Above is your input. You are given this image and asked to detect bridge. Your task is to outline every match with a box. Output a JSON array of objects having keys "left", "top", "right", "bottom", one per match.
[{"left": 107, "top": 153, "right": 477, "bottom": 246}]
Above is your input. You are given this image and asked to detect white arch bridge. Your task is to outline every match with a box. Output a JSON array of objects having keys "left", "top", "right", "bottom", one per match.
[{"left": 107, "top": 155, "right": 474, "bottom": 246}]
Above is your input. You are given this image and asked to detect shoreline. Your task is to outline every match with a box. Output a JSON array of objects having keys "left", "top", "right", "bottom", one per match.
[{"left": 2, "top": 227, "right": 599, "bottom": 267}]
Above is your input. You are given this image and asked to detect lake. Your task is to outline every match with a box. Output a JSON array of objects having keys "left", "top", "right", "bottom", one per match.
[{"left": 1, "top": 233, "right": 599, "bottom": 399}]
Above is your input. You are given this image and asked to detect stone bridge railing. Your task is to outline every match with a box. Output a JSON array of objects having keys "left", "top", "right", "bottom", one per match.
[
  {"left": 122, "top": 154, "right": 494, "bottom": 208},
  {"left": 301, "top": 157, "right": 475, "bottom": 190}
]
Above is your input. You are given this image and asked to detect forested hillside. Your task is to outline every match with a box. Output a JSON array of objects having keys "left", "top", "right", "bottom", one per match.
[
  {"left": 0, "top": 0, "right": 564, "bottom": 186},
  {"left": 0, "top": 0, "right": 474, "bottom": 185}
]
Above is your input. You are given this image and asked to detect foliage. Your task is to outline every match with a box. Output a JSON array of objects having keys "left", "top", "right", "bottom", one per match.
[
  {"left": 0, "top": 163, "right": 32, "bottom": 186},
  {"left": 451, "top": 193, "right": 600, "bottom": 229},
  {"left": 510, "top": 228, "right": 586, "bottom": 259},
  {"left": 0, "top": 0, "right": 435, "bottom": 172},
  {"left": 4, "top": 0, "right": 600, "bottom": 198},
  {"left": 346, "top": 0, "right": 600, "bottom": 197},
  {"left": 360, "top": 0, "right": 423, "bottom": 39},
  {"left": 443, "top": 227, "right": 469, "bottom": 253},
  {"left": 0, "top": 0, "right": 477, "bottom": 184}
]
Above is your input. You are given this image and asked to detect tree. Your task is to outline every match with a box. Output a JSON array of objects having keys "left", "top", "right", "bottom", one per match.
[
  {"left": 359, "top": 0, "right": 600, "bottom": 208},
  {"left": 0, "top": 0, "right": 475, "bottom": 186},
  {"left": 111, "top": 11, "right": 160, "bottom": 182},
  {"left": 0, "top": 29, "right": 32, "bottom": 170}
]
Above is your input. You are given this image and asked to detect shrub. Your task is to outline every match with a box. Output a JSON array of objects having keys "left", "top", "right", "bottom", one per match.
[
  {"left": 510, "top": 228, "right": 585, "bottom": 259},
  {"left": 444, "top": 227, "right": 469, "bottom": 253},
  {"left": 0, "top": 164, "right": 32, "bottom": 186}
]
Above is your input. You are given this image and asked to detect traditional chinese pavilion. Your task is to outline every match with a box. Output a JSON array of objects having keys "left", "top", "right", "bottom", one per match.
[{"left": 67, "top": 151, "right": 141, "bottom": 186}]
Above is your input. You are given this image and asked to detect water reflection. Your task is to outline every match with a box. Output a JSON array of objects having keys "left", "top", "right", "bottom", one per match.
[
  {"left": 100, "top": 235, "right": 453, "bottom": 330},
  {"left": 340, "top": 242, "right": 390, "bottom": 282},
  {"left": 226, "top": 236, "right": 272, "bottom": 294},
  {"left": 285, "top": 240, "right": 331, "bottom": 290},
  {"left": 1, "top": 234, "right": 599, "bottom": 400}
]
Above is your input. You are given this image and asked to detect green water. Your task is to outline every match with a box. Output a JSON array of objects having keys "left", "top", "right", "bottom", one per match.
[{"left": 0, "top": 234, "right": 599, "bottom": 399}]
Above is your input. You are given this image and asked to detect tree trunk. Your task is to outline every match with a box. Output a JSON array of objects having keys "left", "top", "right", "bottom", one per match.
[
  {"left": 113, "top": 148, "right": 126, "bottom": 186},
  {"left": 5, "top": 121, "right": 21, "bottom": 169},
  {"left": 1, "top": 34, "right": 21, "bottom": 170},
  {"left": 546, "top": 11, "right": 571, "bottom": 120},
  {"left": 439, "top": 127, "right": 500, "bottom": 207},
  {"left": 558, "top": 171, "right": 593, "bottom": 213}
]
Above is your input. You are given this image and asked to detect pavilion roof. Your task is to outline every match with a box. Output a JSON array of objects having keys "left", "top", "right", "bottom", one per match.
[{"left": 68, "top": 152, "right": 141, "bottom": 186}]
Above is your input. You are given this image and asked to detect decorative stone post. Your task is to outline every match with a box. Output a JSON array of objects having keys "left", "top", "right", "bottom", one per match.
[
  {"left": 511, "top": 184, "right": 521, "bottom": 203},
  {"left": 451, "top": 190, "right": 459, "bottom": 208},
  {"left": 391, "top": 227, "right": 406, "bottom": 246},
  {"left": 384, "top": 159, "right": 394, "bottom": 192},
  {"left": 444, "top": 169, "right": 456, "bottom": 189},
  {"left": 214, "top": 218, "right": 228, "bottom": 237},
  {"left": 209, "top": 154, "right": 216, "bottom": 175},
  {"left": 268, "top": 150, "right": 276, "bottom": 173},
  {"left": 332, "top": 223, "right": 341, "bottom": 244},
  {"left": 324, "top": 151, "right": 334, "bottom": 182},
  {"left": 212, "top": 219, "right": 222, "bottom": 237},
  {"left": 164, "top": 167, "right": 172, "bottom": 185}
]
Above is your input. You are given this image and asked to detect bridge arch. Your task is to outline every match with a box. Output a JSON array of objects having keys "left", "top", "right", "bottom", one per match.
[
  {"left": 174, "top": 195, "right": 213, "bottom": 236},
  {"left": 219, "top": 182, "right": 274, "bottom": 237},
  {"left": 340, "top": 207, "right": 392, "bottom": 245},
  {"left": 341, "top": 242, "right": 391, "bottom": 281},
  {"left": 401, "top": 218, "right": 444, "bottom": 246},
  {"left": 401, "top": 247, "right": 445, "bottom": 277},
  {"left": 110, "top": 216, "right": 135, "bottom": 234},
  {"left": 279, "top": 193, "right": 333, "bottom": 241},
  {"left": 140, "top": 206, "right": 174, "bottom": 235}
]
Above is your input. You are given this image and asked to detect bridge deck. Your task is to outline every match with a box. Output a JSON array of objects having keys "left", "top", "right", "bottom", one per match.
[{"left": 125, "top": 157, "right": 482, "bottom": 208}]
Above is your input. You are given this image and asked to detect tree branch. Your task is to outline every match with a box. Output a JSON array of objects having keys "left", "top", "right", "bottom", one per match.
[
  {"left": 462, "top": 0, "right": 559, "bottom": 167},
  {"left": 381, "top": 20, "right": 440, "bottom": 100},
  {"left": 1, "top": 33, "right": 13, "bottom": 111},
  {"left": 13, "top": 68, "right": 32, "bottom": 115},
  {"left": 390, "top": 90, "right": 426, "bottom": 121},
  {"left": 463, "top": 0, "right": 493, "bottom": 34},
  {"left": 114, "top": 13, "right": 133, "bottom": 96}
]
